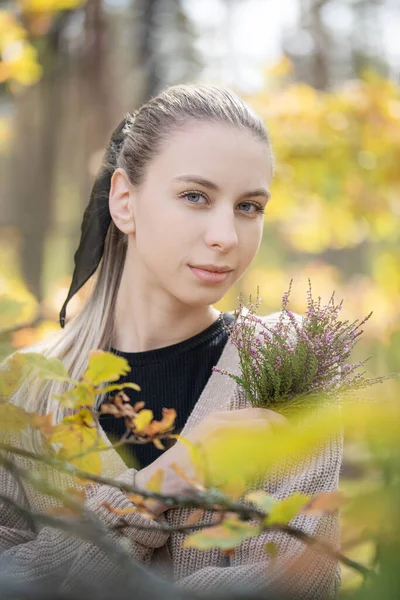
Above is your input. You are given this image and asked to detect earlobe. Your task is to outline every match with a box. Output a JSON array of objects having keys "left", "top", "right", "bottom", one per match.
[{"left": 109, "top": 168, "right": 136, "bottom": 234}]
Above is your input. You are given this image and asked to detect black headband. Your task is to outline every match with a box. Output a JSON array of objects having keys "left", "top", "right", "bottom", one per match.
[{"left": 59, "top": 116, "right": 129, "bottom": 328}]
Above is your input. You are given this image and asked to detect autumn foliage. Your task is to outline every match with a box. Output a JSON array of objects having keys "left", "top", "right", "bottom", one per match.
[{"left": 0, "top": 315, "right": 399, "bottom": 600}]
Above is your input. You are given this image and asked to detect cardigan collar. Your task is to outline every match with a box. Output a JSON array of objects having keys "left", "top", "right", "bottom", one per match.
[
  {"left": 180, "top": 305, "right": 250, "bottom": 436},
  {"left": 99, "top": 305, "right": 251, "bottom": 475}
]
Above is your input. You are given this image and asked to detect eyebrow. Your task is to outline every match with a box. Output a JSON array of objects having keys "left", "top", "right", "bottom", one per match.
[{"left": 172, "top": 175, "right": 271, "bottom": 202}]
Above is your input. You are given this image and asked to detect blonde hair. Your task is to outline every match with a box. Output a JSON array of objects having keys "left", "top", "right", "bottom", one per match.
[{"left": 8, "top": 83, "right": 273, "bottom": 452}]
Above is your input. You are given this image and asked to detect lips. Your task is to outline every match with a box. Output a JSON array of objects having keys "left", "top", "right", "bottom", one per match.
[
  {"left": 189, "top": 266, "right": 232, "bottom": 284},
  {"left": 190, "top": 265, "right": 232, "bottom": 273}
]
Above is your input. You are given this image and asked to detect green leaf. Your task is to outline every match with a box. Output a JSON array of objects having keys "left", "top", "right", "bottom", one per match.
[
  {"left": 183, "top": 518, "right": 260, "bottom": 551},
  {"left": 21, "top": 353, "right": 70, "bottom": 383},
  {"left": 0, "top": 353, "right": 28, "bottom": 398},
  {"left": 83, "top": 351, "right": 130, "bottom": 387},
  {"left": 0, "top": 402, "right": 31, "bottom": 432},
  {"left": 98, "top": 382, "right": 141, "bottom": 394},
  {"left": 0, "top": 402, "right": 54, "bottom": 435},
  {"left": 53, "top": 383, "right": 95, "bottom": 409},
  {"left": 265, "top": 492, "right": 311, "bottom": 525}
]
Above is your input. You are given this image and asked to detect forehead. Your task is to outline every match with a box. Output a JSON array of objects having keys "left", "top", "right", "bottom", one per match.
[{"left": 145, "top": 121, "right": 272, "bottom": 186}]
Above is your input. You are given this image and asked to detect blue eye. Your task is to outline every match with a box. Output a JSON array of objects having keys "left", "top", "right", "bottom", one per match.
[
  {"left": 237, "top": 202, "right": 265, "bottom": 214},
  {"left": 178, "top": 190, "right": 265, "bottom": 215},
  {"left": 180, "top": 191, "right": 208, "bottom": 204}
]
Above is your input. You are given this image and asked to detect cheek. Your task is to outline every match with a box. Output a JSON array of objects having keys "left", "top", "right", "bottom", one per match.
[
  {"left": 240, "top": 223, "right": 263, "bottom": 263},
  {"left": 135, "top": 210, "right": 183, "bottom": 266}
]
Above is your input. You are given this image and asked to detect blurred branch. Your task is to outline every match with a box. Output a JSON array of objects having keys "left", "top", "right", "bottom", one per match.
[
  {"left": 0, "top": 455, "right": 184, "bottom": 600},
  {"left": 111, "top": 515, "right": 225, "bottom": 534},
  {"left": 0, "top": 441, "right": 264, "bottom": 515},
  {"left": 0, "top": 442, "right": 370, "bottom": 578},
  {"left": 275, "top": 524, "right": 372, "bottom": 578},
  {"left": 0, "top": 491, "right": 183, "bottom": 599}
]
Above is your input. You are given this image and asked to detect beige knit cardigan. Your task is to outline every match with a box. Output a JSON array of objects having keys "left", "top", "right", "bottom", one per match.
[{"left": 0, "top": 310, "right": 342, "bottom": 599}]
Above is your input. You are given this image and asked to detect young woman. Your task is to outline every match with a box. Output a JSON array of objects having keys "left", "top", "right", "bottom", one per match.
[{"left": 1, "top": 84, "right": 342, "bottom": 599}]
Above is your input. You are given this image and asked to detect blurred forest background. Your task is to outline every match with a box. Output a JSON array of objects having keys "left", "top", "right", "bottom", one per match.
[
  {"left": 0, "top": 0, "right": 399, "bottom": 386},
  {"left": 1, "top": 1, "right": 400, "bottom": 596}
]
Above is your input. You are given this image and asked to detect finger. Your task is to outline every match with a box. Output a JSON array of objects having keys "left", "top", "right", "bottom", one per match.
[
  {"left": 262, "top": 409, "right": 287, "bottom": 424},
  {"left": 219, "top": 407, "right": 284, "bottom": 423}
]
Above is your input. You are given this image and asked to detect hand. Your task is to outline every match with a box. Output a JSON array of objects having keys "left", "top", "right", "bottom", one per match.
[{"left": 134, "top": 407, "right": 287, "bottom": 517}]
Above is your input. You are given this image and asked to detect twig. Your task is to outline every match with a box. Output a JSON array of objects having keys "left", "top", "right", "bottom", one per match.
[
  {"left": 111, "top": 514, "right": 225, "bottom": 534},
  {"left": 67, "top": 431, "right": 173, "bottom": 462},
  {"left": 269, "top": 524, "right": 372, "bottom": 579},
  {"left": 0, "top": 442, "right": 371, "bottom": 578},
  {"left": 0, "top": 494, "right": 180, "bottom": 598},
  {"left": 0, "top": 442, "right": 262, "bottom": 517}
]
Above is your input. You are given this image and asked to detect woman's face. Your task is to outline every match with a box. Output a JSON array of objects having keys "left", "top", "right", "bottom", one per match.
[{"left": 123, "top": 120, "right": 272, "bottom": 308}]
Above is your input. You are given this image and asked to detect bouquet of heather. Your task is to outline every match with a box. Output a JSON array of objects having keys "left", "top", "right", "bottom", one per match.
[{"left": 214, "top": 279, "right": 392, "bottom": 414}]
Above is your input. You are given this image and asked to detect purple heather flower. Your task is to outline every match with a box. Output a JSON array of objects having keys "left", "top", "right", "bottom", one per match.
[{"left": 217, "top": 280, "right": 387, "bottom": 410}]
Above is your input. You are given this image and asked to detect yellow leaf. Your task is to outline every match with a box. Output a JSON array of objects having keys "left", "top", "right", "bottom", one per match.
[
  {"left": 245, "top": 490, "right": 278, "bottom": 513},
  {"left": 98, "top": 382, "right": 141, "bottom": 394},
  {"left": 143, "top": 408, "right": 177, "bottom": 437},
  {"left": 0, "top": 402, "right": 31, "bottom": 432},
  {"left": 21, "top": 0, "right": 84, "bottom": 11},
  {"left": 266, "top": 493, "right": 311, "bottom": 525},
  {"left": 184, "top": 518, "right": 260, "bottom": 551},
  {"left": 152, "top": 408, "right": 177, "bottom": 435},
  {"left": 302, "top": 490, "right": 345, "bottom": 515},
  {"left": 0, "top": 352, "right": 28, "bottom": 398},
  {"left": 71, "top": 450, "right": 103, "bottom": 479},
  {"left": 0, "top": 402, "right": 53, "bottom": 436},
  {"left": 153, "top": 438, "right": 165, "bottom": 450},
  {"left": 183, "top": 509, "right": 205, "bottom": 527},
  {"left": 48, "top": 409, "right": 103, "bottom": 476},
  {"left": 30, "top": 412, "right": 54, "bottom": 436},
  {"left": 218, "top": 476, "right": 247, "bottom": 500},
  {"left": 54, "top": 383, "right": 95, "bottom": 409},
  {"left": 133, "top": 409, "right": 154, "bottom": 434},
  {"left": 7, "top": 42, "right": 42, "bottom": 86},
  {"left": 102, "top": 501, "right": 138, "bottom": 516},
  {"left": 145, "top": 468, "right": 164, "bottom": 493},
  {"left": 264, "top": 541, "right": 279, "bottom": 560},
  {"left": 266, "top": 56, "right": 293, "bottom": 78},
  {"left": 170, "top": 463, "right": 203, "bottom": 490},
  {"left": 83, "top": 351, "right": 131, "bottom": 387}
]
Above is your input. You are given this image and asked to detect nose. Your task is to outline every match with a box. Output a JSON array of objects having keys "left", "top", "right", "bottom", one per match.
[{"left": 204, "top": 206, "right": 239, "bottom": 252}]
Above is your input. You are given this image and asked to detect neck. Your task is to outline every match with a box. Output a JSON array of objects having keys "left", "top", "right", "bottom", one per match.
[{"left": 111, "top": 264, "right": 221, "bottom": 353}]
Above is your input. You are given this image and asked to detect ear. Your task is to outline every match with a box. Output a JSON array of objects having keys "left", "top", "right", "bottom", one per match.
[{"left": 109, "top": 168, "right": 136, "bottom": 234}]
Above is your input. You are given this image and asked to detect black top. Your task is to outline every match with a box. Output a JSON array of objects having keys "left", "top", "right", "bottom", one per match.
[{"left": 99, "top": 311, "right": 236, "bottom": 470}]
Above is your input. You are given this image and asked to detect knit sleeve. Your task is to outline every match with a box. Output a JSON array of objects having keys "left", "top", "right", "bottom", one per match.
[
  {"left": 0, "top": 461, "right": 170, "bottom": 596},
  {"left": 176, "top": 433, "right": 342, "bottom": 599}
]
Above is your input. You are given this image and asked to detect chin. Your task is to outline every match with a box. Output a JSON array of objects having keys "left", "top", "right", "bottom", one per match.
[{"left": 176, "top": 288, "right": 227, "bottom": 309}]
